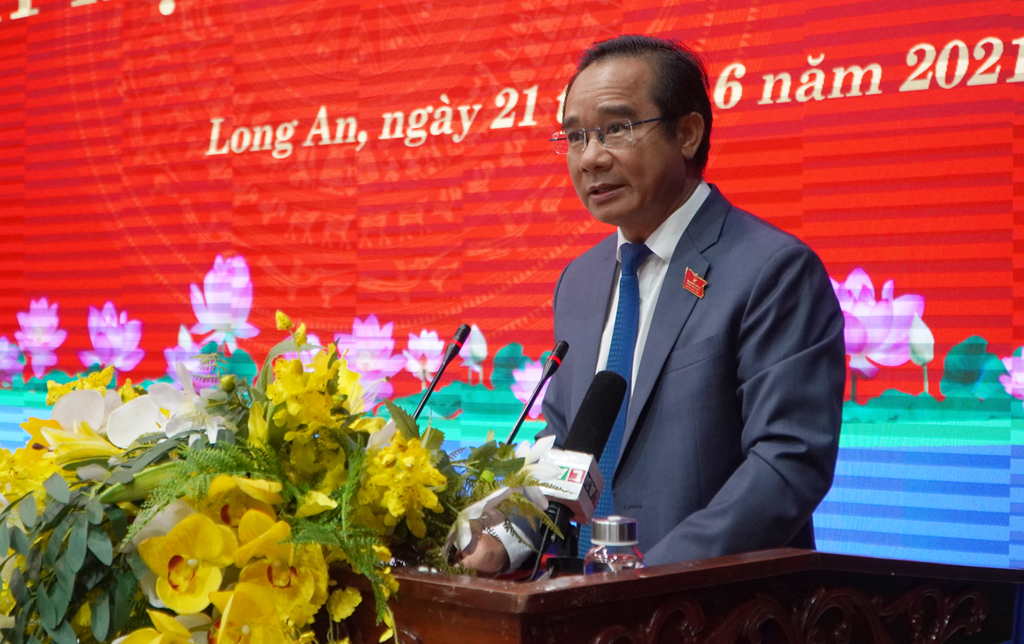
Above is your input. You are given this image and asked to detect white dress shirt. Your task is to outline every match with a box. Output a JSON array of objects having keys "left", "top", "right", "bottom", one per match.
[
  {"left": 494, "top": 181, "right": 711, "bottom": 571},
  {"left": 596, "top": 180, "right": 710, "bottom": 387}
]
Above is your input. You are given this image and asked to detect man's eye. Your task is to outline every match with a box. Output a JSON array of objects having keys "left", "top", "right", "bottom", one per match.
[
  {"left": 606, "top": 123, "right": 626, "bottom": 135},
  {"left": 566, "top": 131, "right": 586, "bottom": 144}
]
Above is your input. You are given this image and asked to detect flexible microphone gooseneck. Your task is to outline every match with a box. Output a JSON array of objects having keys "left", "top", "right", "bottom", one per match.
[
  {"left": 504, "top": 340, "right": 569, "bottom": 444},
  {"left": 412, "top": 323, "right": 472, "bottom": 421},
  {"left": 533, "top": 370, "right": 627, "bottom": 574}
]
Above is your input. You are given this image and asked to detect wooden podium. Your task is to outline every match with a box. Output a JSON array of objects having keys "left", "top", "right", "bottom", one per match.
[{"left": 345, "top": 549, "right": 1024, "bottom": 644}]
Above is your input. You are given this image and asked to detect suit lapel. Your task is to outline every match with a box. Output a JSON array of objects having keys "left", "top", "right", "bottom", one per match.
[
  {"left": 571, "top": 236, "right": 618, "bottom": 423},
  {"left": 617, "top": 187, "right": 730, "bottom": 466}
]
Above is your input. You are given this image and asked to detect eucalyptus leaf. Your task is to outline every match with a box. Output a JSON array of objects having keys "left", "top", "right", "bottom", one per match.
[
  {"left": 128, "top": 552, "right": 151, "bottom": 580},
  {"left": 8, "top": 568, "right": 26, "bottom": 603},
  {"left": 24, "top": 544, "right": 42, "bottom": 582},
  {"left": 42, "top": 474, "right": 70, "bottom": 504},
  {"left": 112, "top": 572, "right": 136, "bottom": 631},
  {"left": 45, "top": 620, "right": 76, "bottom": 644},
  {"left": 16, "top": 494, "right": 36, "bottom": 530},
  {"left": 28, "top": 636, "right": 43, "bottom": 644},
  {"left": 90, "top": 592, "right": 110, "bottom": 642},
  {"left": 384, "top": 399, "right": 420, "bottom": 439},
  {"left": 0, "top": 520, "right": 8, "bottom": 554},
  {"left": 86, "top": 527, "right": 112, "bottom": 565},
  {"left": 107, "top": 469, "right": 134, "bottom": 486},
  {"left": 127, "top": 437, "right": 183, "bottom": 474},
  {"left": 78, "top": 565, "right": 105, "bottom": 591},
  {"left": 9, "top": 526, "right": 29, "bottom": 556},
  {"left": 45, "top": 514, "right": 76, "bottom": 566},
  {"left": 55, "top": 554, "right": 75, "bottom": 595},
  {"left": 85, "top": 497, "right": 103, "bottom": 525},
  {"left": 35, "top": 583, "right": 56, "bottom": 630},
  {"left": 66, "top": 515, "right": 88, "bottom": 572},
  {"left": 107, "top": 505, "right": 127, "bottom": 541},
  {"left": 49, "top": 577, "right": 70, "bottom": 625}
]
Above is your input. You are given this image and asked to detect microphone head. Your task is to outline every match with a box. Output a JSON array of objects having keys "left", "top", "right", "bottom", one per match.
[
  {"left": 452, "top": 323, "right": 471, "bottom": 346},
  {"left": 562, "top": 370, "right": 627, "bottom": 461},
  {"left": 551, "top": 340, "right": 569, "bottom": 362}
]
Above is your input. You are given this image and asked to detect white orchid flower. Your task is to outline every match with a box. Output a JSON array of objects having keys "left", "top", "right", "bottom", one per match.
[
  {"left": 444, "top": 487, "right": 512, "bottom": 553},
  {"left": 51, "top": 388, "right": 122, "bottom": 435},
  {"left": 514, "top": 435, "right": 560, "bottom": 511},
  {"left": 106, "top": 362, "right": 225, "bottom": 448},
  {"left": 367, "top": 419, "right": 398, "bottom": 451}
]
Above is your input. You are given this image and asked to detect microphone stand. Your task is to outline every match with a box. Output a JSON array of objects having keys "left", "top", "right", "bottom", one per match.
[
  {"left": 412, "top": 324, "right": 471, "bottom": 421},
  {"left": 505, "top": 341, "right": 568, "bottom": 444}
]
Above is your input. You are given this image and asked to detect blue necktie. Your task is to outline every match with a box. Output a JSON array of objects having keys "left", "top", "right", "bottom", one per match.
[{"left": 579, "top": 242, "right": 652, "bottom": 555}]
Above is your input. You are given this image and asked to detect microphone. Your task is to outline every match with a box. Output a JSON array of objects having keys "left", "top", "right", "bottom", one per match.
[
  {"left": 533, "top": 370, "right": 627, "bottom": 567},
  {"left": 505, "top": 340, "right": 569, "bottom": 444},
  {"left": 412, "top": 323, "right": 472, "bottom": 421}
]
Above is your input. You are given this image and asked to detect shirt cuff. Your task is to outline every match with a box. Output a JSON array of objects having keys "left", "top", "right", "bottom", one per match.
[{"left": 489, "top": 524, "right": 534, "bottom": 572}]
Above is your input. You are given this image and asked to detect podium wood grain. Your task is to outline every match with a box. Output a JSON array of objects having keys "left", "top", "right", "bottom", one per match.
[{"left": 341, "top": 549, "right": 1024, "bottom": 644}]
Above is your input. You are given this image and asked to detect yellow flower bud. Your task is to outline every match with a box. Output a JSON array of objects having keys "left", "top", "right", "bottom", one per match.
[
  {"left": 294, "top": 323, "right": 307, "bottom": 347},
  {"left": 275, "top": 310, "right": 293, "bottom": 331},
  {"left": 221, "top": 374, "right": 236, "bottom": 391}
]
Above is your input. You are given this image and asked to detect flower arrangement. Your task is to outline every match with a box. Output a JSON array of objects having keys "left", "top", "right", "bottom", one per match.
[{"left": 0, "top": 313, "right": 554, "bottom": 644}]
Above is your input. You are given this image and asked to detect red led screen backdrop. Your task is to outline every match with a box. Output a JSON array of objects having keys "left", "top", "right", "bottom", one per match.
[{"left": 2, "top": 0, "right": 1024, "bottom": 567}]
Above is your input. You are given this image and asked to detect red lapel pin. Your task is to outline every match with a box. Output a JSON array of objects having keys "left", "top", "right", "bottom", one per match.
[{"left": 683, "top": 267, "right": 707, "bottom": 298}]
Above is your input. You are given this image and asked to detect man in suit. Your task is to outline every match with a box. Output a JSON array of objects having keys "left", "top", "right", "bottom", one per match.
[{"left": 464, "top": 35, "right": 844, "bottom": 573}]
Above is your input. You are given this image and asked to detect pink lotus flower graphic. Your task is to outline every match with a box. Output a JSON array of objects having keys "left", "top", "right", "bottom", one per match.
[
  {"left": 830, "top": 268, "right": 924, "bottom": 380},
  {"left": 14, "top": 297, "right": 67, "bottom": 379},
  {"left": 511, "top": 359, "right": 548, "bottom": 419},
  {"left": 0, "top": 337, "right": 23, "bottom": 384},
  {"left": 163, "top": 325, "right": 204, "bottom": 388},
  {"left": 334, "top": 315, "right": 407, "bottom": 403},
  {"left": 190, "top": 255, "right": 259, "bottom": 354},
  {"left": 1000, "top": 357, "right": 1024, "bottom": 400},
  {"left": 78, "top": 302, "right": 145, "bottom": 372},
  {"left": 459, "top": 324, "right": 488, "bottom": 384},
  {"left": 403, "top": 330, "right": 445, "bottom": 389}
]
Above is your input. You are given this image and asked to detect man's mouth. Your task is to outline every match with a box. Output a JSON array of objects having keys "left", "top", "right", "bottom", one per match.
[{"left": 589, "top": 184, "right": 622, "bottom": 196}]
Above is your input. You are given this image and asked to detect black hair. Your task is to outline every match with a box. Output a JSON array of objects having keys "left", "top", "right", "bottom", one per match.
[{"left": 564, "top": 35, "right": 712, "bottom": 174}]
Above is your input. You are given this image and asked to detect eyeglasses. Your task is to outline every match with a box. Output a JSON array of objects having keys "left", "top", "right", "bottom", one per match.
[{"left": 549, "top": 117, "right": 664, "bottom": 155}]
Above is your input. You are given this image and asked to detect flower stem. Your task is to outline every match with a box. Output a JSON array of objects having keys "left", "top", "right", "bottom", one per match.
[
  {"left": 850, "top": 372, "right": 858, "bottom": 404},
  {"left": 922, "top": 364, "right": 929, "bottom": 395}
]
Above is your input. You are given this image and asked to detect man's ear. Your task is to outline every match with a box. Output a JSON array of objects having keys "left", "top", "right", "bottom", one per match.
[{"left": 677, "top": 112, "right": 705, "bottom": 160}]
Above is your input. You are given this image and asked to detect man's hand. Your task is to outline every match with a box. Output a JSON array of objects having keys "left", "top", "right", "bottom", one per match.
[{"left": 459, "top": 533, "right": 510, "bottom": 575}]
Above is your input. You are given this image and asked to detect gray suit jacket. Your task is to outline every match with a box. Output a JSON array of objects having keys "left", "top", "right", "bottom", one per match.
[{"left": 540, "top": 186, "right": 845, "bottom": 566}]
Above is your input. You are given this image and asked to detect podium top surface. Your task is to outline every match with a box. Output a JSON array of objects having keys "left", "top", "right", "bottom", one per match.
[{"left": 392, "top": 549, "right": 1024, "bottom": 615}]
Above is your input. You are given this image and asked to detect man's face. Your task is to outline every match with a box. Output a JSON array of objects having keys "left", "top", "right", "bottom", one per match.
[{"left": 562, "top": 57, "right": 691, "bottom": 242}]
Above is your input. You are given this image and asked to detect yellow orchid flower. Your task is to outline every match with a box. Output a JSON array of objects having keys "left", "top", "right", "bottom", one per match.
[
  {"left": 210, "top": 583, "right": 287, "bottom": 644},
  {"left": 238, "top": 558, "right": 314, "bottom": 622},
  {"left": 327, "top": 587, "right": 362, "bottom": 622},
  {"left": 233, "top": 509, "right": 291, "bottom": 568},
  {"left": 358, "top": 433, "right": 446, "bottom": 538},
  {"left": 198, "top": 475, "right": 282, "bottom": 528},
  {"left": 247, "top": 401, "right": 269, "bottom": 449},
  {"left": 287, "top": 544, "right": 329, "bottom": 626},
  {"left": 119, "top": 379, "right": 140, "bottom": 403},
  {"left": 139, "top": 513, "right": 237, "bottom": 614},
  {"left": 275, "top": 310, "right": 293, "bottom": 331},
  {"left": 38, "top": 419, "right": 120, "bottom": 465},
  {"left": 120, "top": 610, "right": 195, "bottom": 644},
  {"left": 295, "top": 491, "right": 337, "bottom": 519},
  {"left": 45, "top": 380, "right": 76, "bottom": 406}
]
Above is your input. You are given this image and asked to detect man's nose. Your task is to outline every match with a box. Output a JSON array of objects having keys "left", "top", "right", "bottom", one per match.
[{"left": 576, "top": 133, "right": 611, "bottom": 172}]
